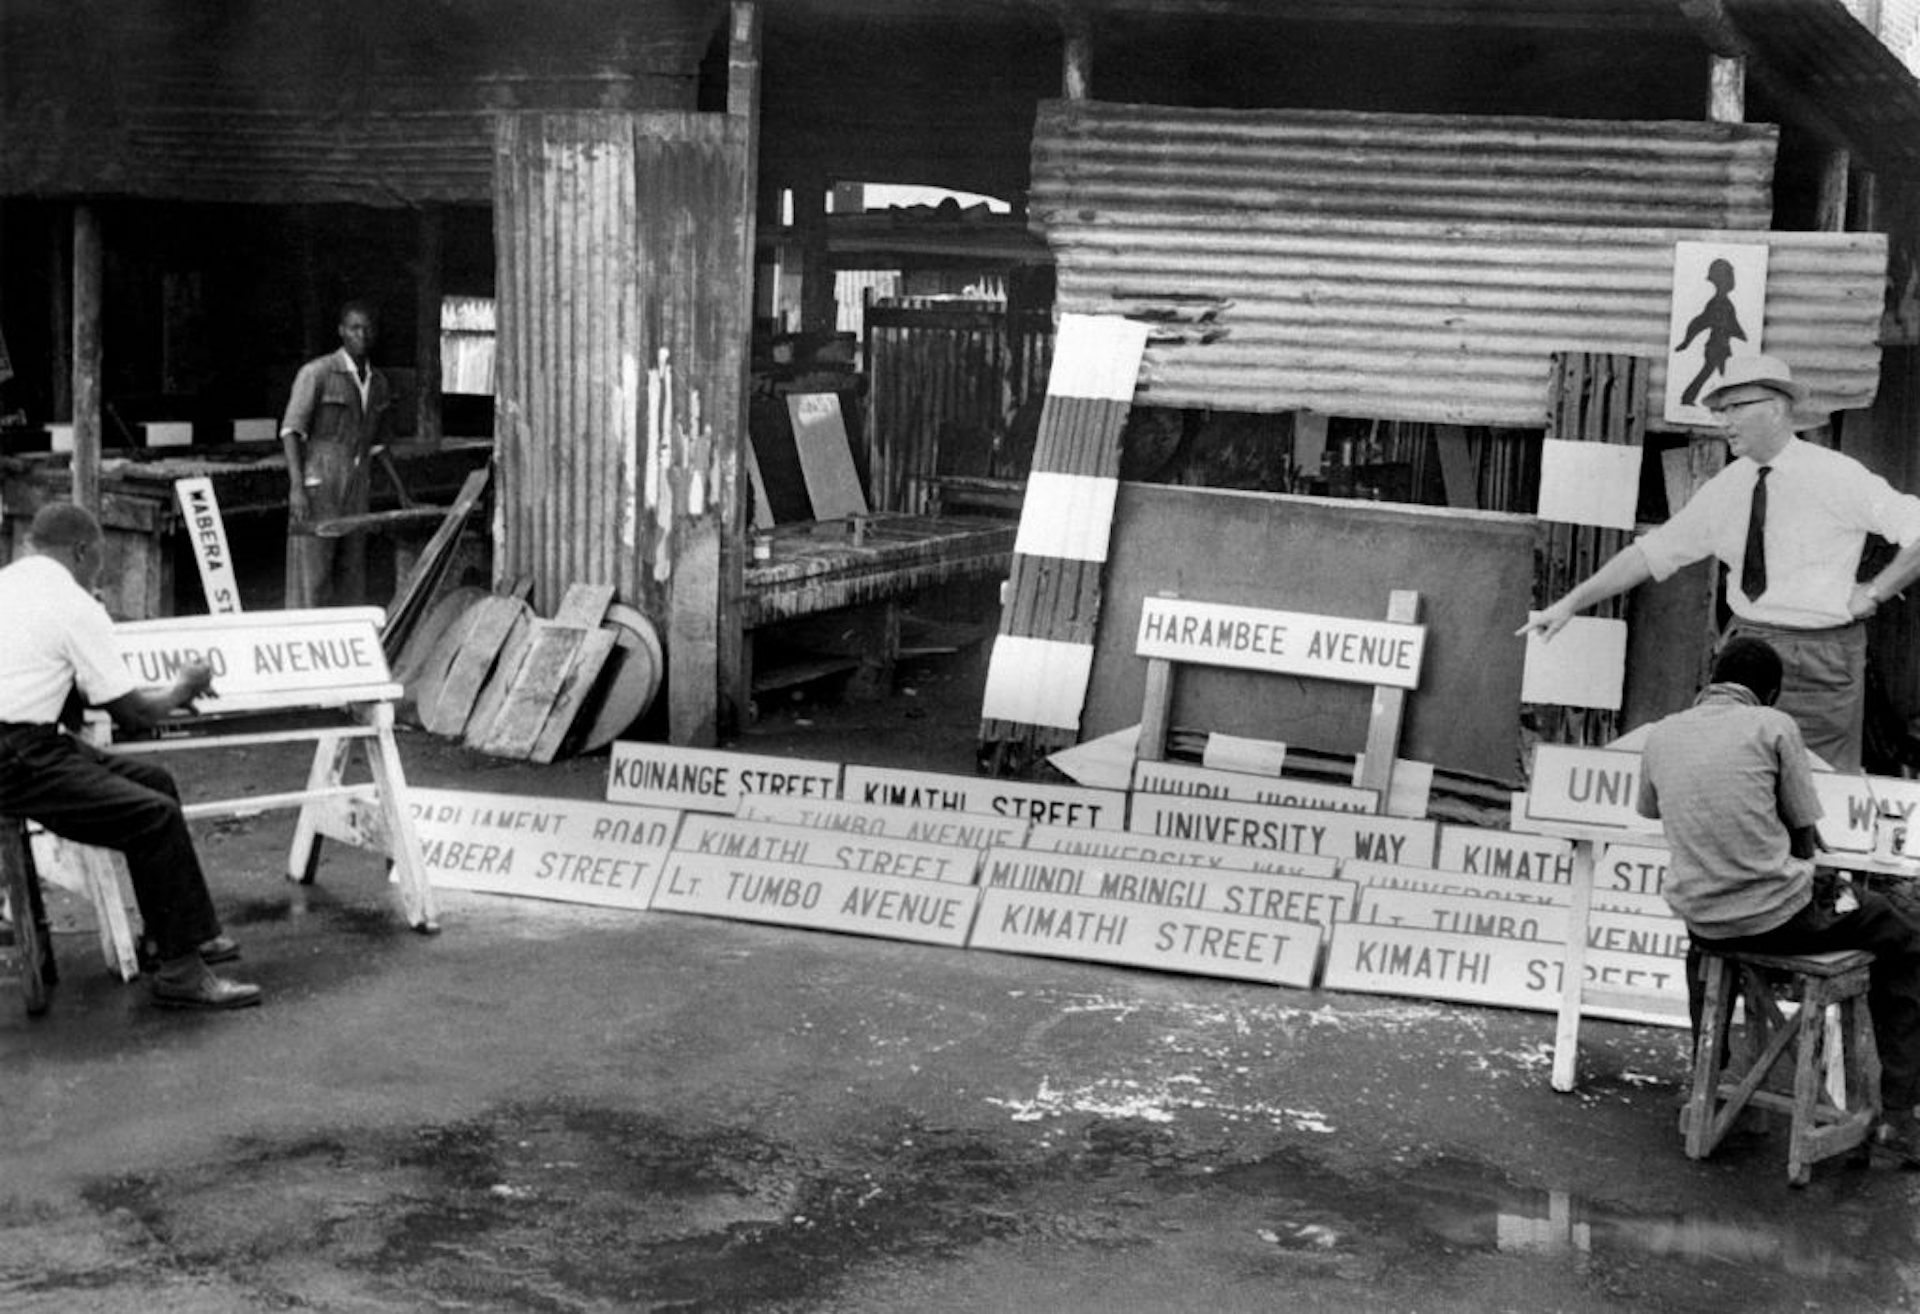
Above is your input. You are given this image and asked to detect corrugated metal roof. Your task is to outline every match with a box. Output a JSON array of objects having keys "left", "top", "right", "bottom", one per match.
[
  {"left": 1720, "top": 0, "right": 1920, "bottom": 178},
  {"left": 1046, "top": 210, "right": 1885, "bottom": 426},
  {"left": 0, "top": 0, "right": 715, "bottom": 205},
  {"left": 1033, "top": 101, "right": 1780, "bottom": 229}
]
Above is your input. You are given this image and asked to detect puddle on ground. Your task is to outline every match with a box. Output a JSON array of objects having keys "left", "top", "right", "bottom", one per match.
[
  {"left": 1221, "top": 1147, "right": 1913, "bottom": 1307},
  {"left": 54, "top": 1102, "right": 1919, "bottom": 1311}
]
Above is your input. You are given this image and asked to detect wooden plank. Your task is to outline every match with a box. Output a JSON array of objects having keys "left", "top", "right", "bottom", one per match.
[
  {"left": 469, "top": 620, "right": 592, "bottom": 758},
  {"left": 382, "top": 465, "right": 492, "bottom": 659},
  {"left": 1434, "top": 425, "right": 1477, "bottom": 509},
  {"left": 669, "top": 522, "right": 721, "bottom": 747},
  {"left": 393, "top": 584, "right": 487, "bottom": 689},
  {"left": 1357, "top": 590, "right": 1422, "bottom": 799},
  {"left": 1136, "top": 656, "right": 1176, "bottom": 762},
  {"left": 787, "top": 392, "right": 868, "bottom": 519},
  {"left": 462, "top": 615, "right": 554, "bottom": 754},
  {"left": 530, "top": 627, "right": 618, "bottom": 764},
  {"left": 422, "top": 595, "right": 530, "bottom": 738},
  {"left": 400, "top": 587, "right": 488, "bottom": 724},
  {"left": 551, "top": 582, "right": 616, "bottom": 629}
]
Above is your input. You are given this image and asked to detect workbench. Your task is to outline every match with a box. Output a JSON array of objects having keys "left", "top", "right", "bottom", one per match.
[
  {"left": 741, "top": 513, "right": 1016, "bottom": 704},
  {"left": 0, "top": 439, "right": 492, "bottom": 619}
]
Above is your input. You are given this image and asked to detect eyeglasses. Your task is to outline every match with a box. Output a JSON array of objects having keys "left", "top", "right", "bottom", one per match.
[{"left": 1711, "top": 397, "right": 1780, "bottom": 417}]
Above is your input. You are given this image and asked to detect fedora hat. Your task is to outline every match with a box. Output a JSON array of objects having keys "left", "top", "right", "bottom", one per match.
[{"left": 1699, "top": 353, "right": 1812, "bottom": 409}]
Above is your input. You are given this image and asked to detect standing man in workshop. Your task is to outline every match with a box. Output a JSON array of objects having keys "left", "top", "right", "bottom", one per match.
[
  {"left": 0, "top": 503, "right": 260, "bottom": 1009},
  {"left": 1518, "top": 354, "right": 1920, "bottom": 771},
  {"left": 280, "top": 299, "right": 391, "bottom": 609},
  {"left": 1638, "top": 636, "right": 1920, "bottom": 1164}
]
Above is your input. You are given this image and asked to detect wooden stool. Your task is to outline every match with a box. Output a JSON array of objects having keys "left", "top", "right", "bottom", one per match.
[
  {"left": 1684, "top": 947, "right": 1880, "bottom": 1186},
  {"left": 0, "top": 815, "right": 54, "bottom": 1016}
]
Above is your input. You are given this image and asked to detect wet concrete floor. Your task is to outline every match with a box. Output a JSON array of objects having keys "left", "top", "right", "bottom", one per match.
[{"left": 5, "top": 647, "right": 1920, "bottom": 1311}]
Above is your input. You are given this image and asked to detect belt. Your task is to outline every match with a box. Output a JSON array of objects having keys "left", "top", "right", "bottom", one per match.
[{"left": 1727, "top": 618, "right": 1863, "bottom": 640}]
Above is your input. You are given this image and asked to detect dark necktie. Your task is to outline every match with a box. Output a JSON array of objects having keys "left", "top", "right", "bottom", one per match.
[{"left": 1742, "top": 466, "right": 1770, "bottom": 601}]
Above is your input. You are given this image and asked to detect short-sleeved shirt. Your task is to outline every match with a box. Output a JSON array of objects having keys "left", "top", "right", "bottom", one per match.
[
  {"left": 1635, "top": 437, "right": 1920, "bottom": 629},
  {"left": 1636, "top": 682, "right": 1824, "bottom": 938},
  {"left": 0, "top": 555, "right": 134, "bottom": 723}
]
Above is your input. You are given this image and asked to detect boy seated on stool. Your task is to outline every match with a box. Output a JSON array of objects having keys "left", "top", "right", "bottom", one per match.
[{"left": 1637, "top": 636, "right": 1920, "bottom": 1162}]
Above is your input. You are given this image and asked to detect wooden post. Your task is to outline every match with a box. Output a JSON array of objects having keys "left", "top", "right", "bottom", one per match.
[
  {"left": 1815, "top": 149, "right": 1850, "bottom": 233},
  {"left": 795, "top": 173, "right": 833, "bottom": 335},
  {"left": 71, "top": 204, "right": 104, "bottom": 516},
  {"left": 1062, "top": 18, "right": 1093, "bottom": 101},
  {"left": 1357, "top": 590, "right": 1421, "bottom": 799},
  {"left": 717, "top": 0, "right": 761, "bottom": 735},
  {"left": 47, "top": 211, "right": 71, "bottom": 423},
  {"left": 413, "top": 207, "right": 445, "bottom": 444},
  {"left": 1707, "top": 55, "right": 1744, "bottom": 123}
]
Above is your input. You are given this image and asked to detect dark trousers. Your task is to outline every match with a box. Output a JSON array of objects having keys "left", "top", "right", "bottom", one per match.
[
  {"left": 1688, "top": 888, "right": 1920, "bottom": 1109},
  {"left": 0, "top": 724, "right": 220, "bottom": 960}
]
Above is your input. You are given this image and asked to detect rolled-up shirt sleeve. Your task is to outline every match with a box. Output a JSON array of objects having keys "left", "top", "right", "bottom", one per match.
[
  {"left": 66, "top": 595, "right": 135, "bottom": 707},
  {"left": 1636, "top": 471, "right": 1737, "bottom": 583},
  {"left": 1857, "top": 467, "right": 1920, "bottom": 549},
  {"left": 279, "top": 359, "right": 325, "bottom": 440}
]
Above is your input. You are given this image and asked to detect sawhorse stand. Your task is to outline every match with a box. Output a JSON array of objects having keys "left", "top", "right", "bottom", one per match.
[{"left": 1134, "top": 589, "right": 1424, "bottom": 803}]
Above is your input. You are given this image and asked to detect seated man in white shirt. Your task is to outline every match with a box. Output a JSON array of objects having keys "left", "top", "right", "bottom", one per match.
[{"left": 0, "top": 503, "right": 259, "bottom": 1009}]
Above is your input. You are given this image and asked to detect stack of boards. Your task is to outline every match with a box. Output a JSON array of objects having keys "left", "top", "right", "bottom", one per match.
[{"left": 397, "top": 582, "right": 663, "bottom": 762}]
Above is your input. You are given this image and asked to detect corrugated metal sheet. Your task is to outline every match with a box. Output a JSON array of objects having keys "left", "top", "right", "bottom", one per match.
[
  {"left": 1047, "top": 212, "right": 1885, "bottom": 426},
  {"left": 1033, "top": 101, "right": 1780, "bottom": 230},
  {"left": 1033, "top": 101, "right": 1884, "bottom": 427},
  {"left": 863, "top": 300, "right": 1051, "bottom": 512},
  {"left": 493, "top": 112, "right": 646, "bottom": 613},
  {"left": 493, "top": 108, "right": 749, "bottom": 618}
]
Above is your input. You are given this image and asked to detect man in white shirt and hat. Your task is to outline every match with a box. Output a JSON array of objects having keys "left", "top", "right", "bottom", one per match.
[{"left": 1519, "top": 353, "right": 1920, "bottom": 771}]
